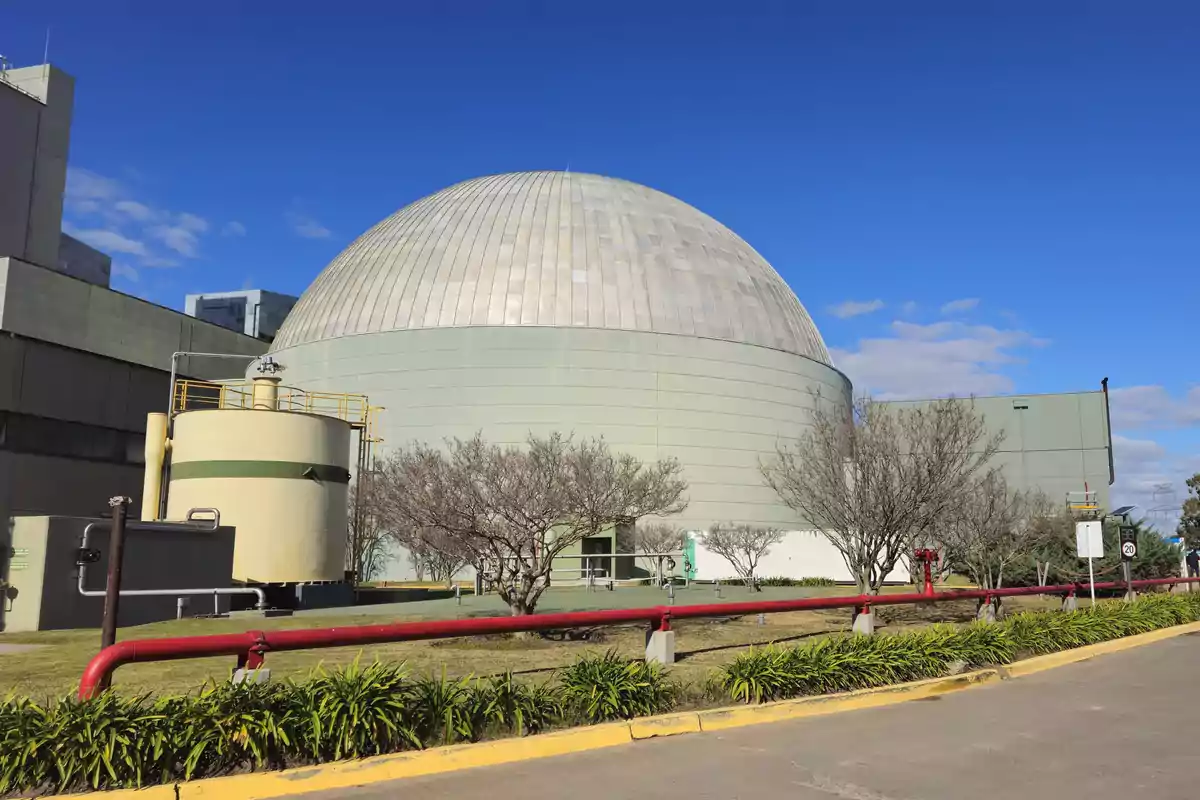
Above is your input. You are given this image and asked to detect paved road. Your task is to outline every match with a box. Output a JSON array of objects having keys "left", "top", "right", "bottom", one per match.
[{"left": 290, "top": 634, "right": 1200, "bottom": 800}]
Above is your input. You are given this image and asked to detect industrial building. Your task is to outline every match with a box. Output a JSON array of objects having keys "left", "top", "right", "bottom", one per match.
[
  {"left": 265, "top": 171, "right": 852, "bottom": 580},
  {"left": 0, "top": 63, "right": 271, "bottom": 632},
  {"left": 265, "top": 171, "right": 1114, "bottom": 583}
]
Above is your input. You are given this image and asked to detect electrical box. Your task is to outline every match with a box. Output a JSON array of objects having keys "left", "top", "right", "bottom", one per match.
[{"left": 0, "top": 516, "right": 236, "bottom": 633}]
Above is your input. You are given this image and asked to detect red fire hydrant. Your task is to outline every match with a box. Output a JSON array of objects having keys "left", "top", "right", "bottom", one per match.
[{"left": 913, "top": 548, "right": 940, "bottom": 597}]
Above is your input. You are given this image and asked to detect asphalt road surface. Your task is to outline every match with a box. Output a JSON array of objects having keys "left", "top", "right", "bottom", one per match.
[{"left": 288, "top": 634, "right": 1200, "bottom": 800}]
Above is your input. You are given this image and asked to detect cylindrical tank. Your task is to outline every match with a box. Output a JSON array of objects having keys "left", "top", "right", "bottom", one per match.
[{"left": 165, "top": 408, "right": 352, "bottom": 583}]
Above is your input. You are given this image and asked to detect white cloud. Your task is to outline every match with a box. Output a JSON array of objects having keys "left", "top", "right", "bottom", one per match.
[
  {"left": 287, "top": 211, "right": 332, "bottom": 239},
  {"left": 831, "top": 320, "right": 1045, "bottom": 400},
  {"left": 901, "top": 301, "right": 918, "bottom": 316},
  {"left": 61, "top": 167, "right": 209, "bottom": 267},
  {"left": 113, "top": 199, "right": 154, "bottom": 221},
  {"left": 1108, "top": 385, "right": 1200, "bottom": 430},
  {"left": 69, "top": 228, "right": 148, "bottom": 256},
  {"left": 111, "top": 262, "right": 139, "bottom": 283},
  {"left": 828, "top": 299, "right": 884, "bottom": 319},
  {"left": 65, "top": 168, "right": 121, "bottom": 212},
  {"left": 176, "top": 212, "right": 209, "bottom": 233},
  {"left": 940, "top": 297, "right": 980, "bottom": 314},
  {"left": 222, "top": 220, "right": 247, "bottom": 236},
  {"left": 148, "top": 223, "right": 203, "bottom": 257}
]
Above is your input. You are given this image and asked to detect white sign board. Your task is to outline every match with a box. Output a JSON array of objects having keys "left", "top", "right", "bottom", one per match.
[{"left": 1076, "top": 520, "right": 1104, "bottom": 559}]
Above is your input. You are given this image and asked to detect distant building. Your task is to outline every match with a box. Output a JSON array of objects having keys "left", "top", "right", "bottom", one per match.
[
  {"left": 57, "top": 232, "right": 112, "bottom": 287},
  {"left": 185, "top": 290, "right": 299, "bottom": 342}
]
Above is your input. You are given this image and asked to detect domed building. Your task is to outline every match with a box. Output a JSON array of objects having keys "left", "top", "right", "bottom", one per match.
[{"left": 269, "top": 171, "right": 853, "bottom": 580}]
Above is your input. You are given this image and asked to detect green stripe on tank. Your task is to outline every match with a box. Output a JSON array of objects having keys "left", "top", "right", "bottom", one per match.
[{"left": 170, "top": 460, "right": 351, "bottom": 483}]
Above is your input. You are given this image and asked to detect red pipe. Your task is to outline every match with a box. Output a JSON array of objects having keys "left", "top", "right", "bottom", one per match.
[{"left": 77, "top": 577, "right": 1199, "bottom": 699}]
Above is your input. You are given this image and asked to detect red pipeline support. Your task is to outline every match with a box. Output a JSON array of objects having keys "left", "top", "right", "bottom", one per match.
[{"left": 77, "top": 577, "right": 1200, "bottom": 699}]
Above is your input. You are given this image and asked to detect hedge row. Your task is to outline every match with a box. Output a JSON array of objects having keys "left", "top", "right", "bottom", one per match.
[
  {"left": 718, "top": 592, "right": 1200, "bottom": 703},
  {"left": 4, "top": 593, "right": 1198, "bottom": 796}
]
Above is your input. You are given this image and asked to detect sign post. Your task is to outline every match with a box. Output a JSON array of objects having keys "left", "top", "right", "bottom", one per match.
[
  {"left": 1120, "top": 526, "right": 1138, "bottom": 601},
  {"left": 1075, "top": 520, "right": 1103, "bottom": 607}
]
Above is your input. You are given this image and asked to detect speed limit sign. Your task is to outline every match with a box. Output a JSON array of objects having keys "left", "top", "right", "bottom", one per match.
[{"left": 1119, "top": 527, "right": 1138, "bottom": 561}]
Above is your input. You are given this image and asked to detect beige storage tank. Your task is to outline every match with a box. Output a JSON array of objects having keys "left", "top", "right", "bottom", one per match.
[{"left": 164, "top": 407, "right": 352, "bottom": 584}]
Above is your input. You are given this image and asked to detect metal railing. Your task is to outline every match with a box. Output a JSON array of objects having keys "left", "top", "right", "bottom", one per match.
[
  {"left": 173, "top": 379, "right": 378, "bottom": 431},
  {"left": 77, "top": 576, "right": 1200, "bottom": 699}
]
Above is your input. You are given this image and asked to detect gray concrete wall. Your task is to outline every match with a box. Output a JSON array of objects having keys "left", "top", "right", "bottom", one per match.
[
  {"left": 0, "top": 78, "right": 42, "bottom": 262},
  {"left": 0, "top": 66, "right": 73, "bottom": 269},
  {"left": 1, "top": 516, "right": 236, "bottom": 632},
  {"left": 0, "top": 334, "right": 170, "bottom": 432},
  {"left": 270, "top": 325, "right": 852, "bottom": 580},
  {"left": 882, "top": 391, "right": 1113, "bottom": 512},
  {"left": 0, "top": 257, "right": 267, "bottom": 374}
]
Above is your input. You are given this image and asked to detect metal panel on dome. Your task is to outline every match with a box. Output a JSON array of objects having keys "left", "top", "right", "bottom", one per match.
[{"left": 272, "top": 172, "right": 831, "bottom": 365}]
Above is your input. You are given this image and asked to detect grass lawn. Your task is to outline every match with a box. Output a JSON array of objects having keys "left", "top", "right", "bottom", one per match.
[{"left": 0, "top": 584, "right": 1056, "bottom": 699}]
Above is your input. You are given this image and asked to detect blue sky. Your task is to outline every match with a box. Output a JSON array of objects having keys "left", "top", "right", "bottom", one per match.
[{"left": 5, "top": 1, "right": 1198, "bottom": 525}]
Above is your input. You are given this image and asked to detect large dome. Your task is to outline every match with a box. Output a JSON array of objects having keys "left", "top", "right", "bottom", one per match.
[{"left": 272, "top": 171, "right": 830, "bottom": 364}]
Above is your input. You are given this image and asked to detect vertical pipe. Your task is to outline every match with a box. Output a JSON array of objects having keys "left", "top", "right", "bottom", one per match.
[
  {"left": 1101, "top": 377, "right": 1115, "bottom": 486},
  {"left": 141, "top": 413, "right": 168, "bottom": 521},
  {"left": 160, "top": 354, "right": 180, "bottom": 520},
  {"left": 100, "top": 497, "right": 132, "bottom": 653}
]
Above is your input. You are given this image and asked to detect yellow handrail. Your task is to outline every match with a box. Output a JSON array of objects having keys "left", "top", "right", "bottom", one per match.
[{"left": 172, "top": 379, "right": 375, "bottom": 430}]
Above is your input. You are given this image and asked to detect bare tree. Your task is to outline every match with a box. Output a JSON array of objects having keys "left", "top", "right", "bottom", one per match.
[
  {"left": 346, "top": 474, "right": 392, "bottom": 583},
  {"left": 634, "top": 523, "right": 685, "bottom": 555},
  {"left": 700, "top": 523, "right": 785, "bottom": 590},
  {"left": 392, "top": 522, "right": 471, "bottom": 586},
  {"left": 761, "top": 395, "right": 1002, "bottom": 596},
  {"left": 938, "top": 473, "right": 1056, "bottom": 597},
  {"left": 378, "top": 433, "right": 688, "bottom": 615}
]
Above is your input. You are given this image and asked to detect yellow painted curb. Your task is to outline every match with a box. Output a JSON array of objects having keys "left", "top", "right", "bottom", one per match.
[
  {"left": 697, "top": 669, "right": 1000, "bottom": 732},
  {"left": 58, "top": 618, "right": 1200, "bottom": 799},
  {"left": 629, "top": 711, "right": 703, "bottom": 740},
  {"left": 1004, "top": 619, "right": 1200, "bottom": 678}
]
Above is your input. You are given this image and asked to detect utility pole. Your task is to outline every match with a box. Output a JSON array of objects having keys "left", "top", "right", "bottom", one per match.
[{"left": 100, "top": 496, "right": 133, "bottom": 652}]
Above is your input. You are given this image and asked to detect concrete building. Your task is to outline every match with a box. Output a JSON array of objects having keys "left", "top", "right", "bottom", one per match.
[
  {"left": 266, "top": 171, "right": 851, "bottom": 580},
  {"left": 0, "top": 64, "right": 74, "bottom": 272},
  {"left": 185, "top": 289, "right": 299, "bottom": 342},
  {"left": 883, "top": 389, "right": 1114, "bottom": 512},
  {"left": 0, "top": 62, "right": 268, "bottom": 543},
  {"left": 0, "top": 255, "right": 268, "bottom": 529}
]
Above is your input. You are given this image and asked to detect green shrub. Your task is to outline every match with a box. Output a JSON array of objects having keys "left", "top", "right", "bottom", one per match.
[
  {"left": 718, "top": 593, "right": 1200, "bottom": 704},
  {"left": 718, "top": 576, "right": 837, "bottom": 587},
  {"left": 477, "top": 672, "right": 561, "bottom": 737},
  {"left": 289, "top": 660, "right": 419, "bottom": 760},
  {"left": 757, "top": 576, "right": 837, "bottom": 587},
  {"left": 719, "top": 623, "right": 1015, "bottom": 703},
  {"left": 557, "top": 650, "right": 676, "bottom": 723}
]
